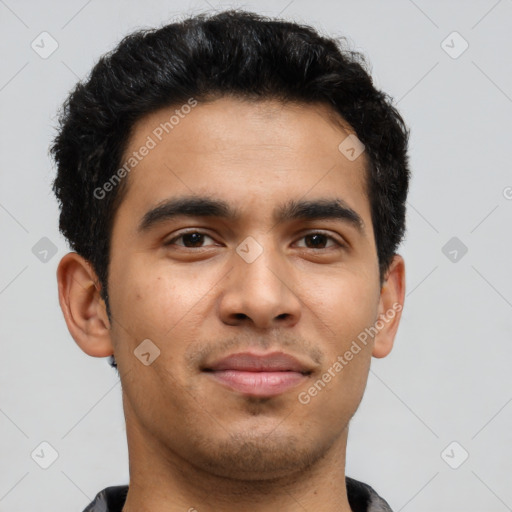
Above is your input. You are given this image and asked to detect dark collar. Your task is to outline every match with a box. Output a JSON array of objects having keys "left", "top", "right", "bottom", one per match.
[{"left": 82, "top": 476, "right": 393, "bottom": 512}]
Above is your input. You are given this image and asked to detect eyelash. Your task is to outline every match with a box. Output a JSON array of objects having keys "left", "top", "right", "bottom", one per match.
[{"left": 164, "top": 230, "right": 346, "bottom": 250}]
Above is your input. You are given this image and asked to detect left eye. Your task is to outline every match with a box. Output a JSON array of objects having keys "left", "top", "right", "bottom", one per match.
[{"left": 294, "top": 233, "right": 342, "bottom": 249}]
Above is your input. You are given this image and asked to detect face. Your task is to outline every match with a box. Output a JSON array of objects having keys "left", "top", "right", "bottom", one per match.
[{"left": 99, "top": 97, "right": 398, "bottom": 479}]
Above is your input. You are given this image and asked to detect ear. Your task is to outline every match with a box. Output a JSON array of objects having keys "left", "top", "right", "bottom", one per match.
[
  {"left": 56, "top": 252, "right": 114, "bottom": 358},
  {"left": 372, "top": 254, "right": 406, "bottom": 358}
]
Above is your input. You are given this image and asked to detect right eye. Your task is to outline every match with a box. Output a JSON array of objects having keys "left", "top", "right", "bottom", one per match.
[{"left": 164, "top": 231, "right": 218, "bottom": 248}]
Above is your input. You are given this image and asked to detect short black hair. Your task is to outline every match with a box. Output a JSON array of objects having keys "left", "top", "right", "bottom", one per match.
[{"left": 51, "top": 9, "right": 410, "bottom": 328}]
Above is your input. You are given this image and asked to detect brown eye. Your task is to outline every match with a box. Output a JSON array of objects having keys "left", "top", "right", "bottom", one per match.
[
  {"left": 295, "top": 232, "right": 344, "bottom": 249},
  {"left": 166, "top": 231, "right": 216, "bottom": 248}
]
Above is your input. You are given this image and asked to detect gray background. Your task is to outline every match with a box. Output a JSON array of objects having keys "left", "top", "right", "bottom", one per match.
[{"left": 1, "top": 0, "right": 511, "bottom": 511}]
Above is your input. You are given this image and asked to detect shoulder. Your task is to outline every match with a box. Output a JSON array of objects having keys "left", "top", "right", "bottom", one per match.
[
  {"left": 346, "top": 476, "right": 394, "bottom": 512},
  {"left": 82, "top": 485, "right": 129, "bottom": 512}
]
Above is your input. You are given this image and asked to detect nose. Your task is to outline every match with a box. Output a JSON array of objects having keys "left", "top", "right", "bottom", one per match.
[{"left": 218, "top": 241, "right": 302, "bottom": 329}]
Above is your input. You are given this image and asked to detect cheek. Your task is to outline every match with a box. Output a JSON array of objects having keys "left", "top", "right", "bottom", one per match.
[
  {"left": 305, "top": 268, "right": 379, "bottom": 341},
  {"left": 111, "top": 262, "right": 185, "bottom": 330},
  {"left": 109, "top": 264, "right": 216, "bottom": 361},
  {"left": 300, "top": 271, "right": 378, "bottom": 405}
]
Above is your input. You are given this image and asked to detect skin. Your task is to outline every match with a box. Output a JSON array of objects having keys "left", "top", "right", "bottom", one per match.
[{"left": 57, "top": 97, "right": 405, "bottom": 512}]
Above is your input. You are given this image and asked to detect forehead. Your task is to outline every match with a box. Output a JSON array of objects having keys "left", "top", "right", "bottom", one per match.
[
  {"left": 125, "top": 96, "right": 362, "bottom": 166},
  {"left": 115, "top": 97, "right": 371, "bottom": 231}
]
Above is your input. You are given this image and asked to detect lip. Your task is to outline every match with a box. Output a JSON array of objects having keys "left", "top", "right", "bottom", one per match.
[{"left": 202, "top": 351, "right": 312, "bottom": 397}]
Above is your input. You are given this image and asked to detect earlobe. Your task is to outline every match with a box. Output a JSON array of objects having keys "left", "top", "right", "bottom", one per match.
[
  {"left": 372, "top": 254, "right": 406, "bottom": 359},
  {"left": 56, "top": 252, "right": 114, "bottom": 358}
]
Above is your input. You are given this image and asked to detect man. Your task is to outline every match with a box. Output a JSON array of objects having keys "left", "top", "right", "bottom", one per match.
[{"left": 51, "top": 9, "right": 409, "bottom": 512}]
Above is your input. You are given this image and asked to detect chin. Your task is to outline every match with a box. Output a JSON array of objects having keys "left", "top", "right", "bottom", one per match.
[{"left": 187, "top": 427, "right": 330, "bottom": 481}]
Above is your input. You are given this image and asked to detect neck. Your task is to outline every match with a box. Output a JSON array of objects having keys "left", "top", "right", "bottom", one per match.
[{"left": 121, "top": 414, "right": 353, "bottom": 512}]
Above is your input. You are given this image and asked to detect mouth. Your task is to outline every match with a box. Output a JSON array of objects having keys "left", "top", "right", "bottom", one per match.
[{"left": 202, "top": 351, "right": 312, "bottom": 397}]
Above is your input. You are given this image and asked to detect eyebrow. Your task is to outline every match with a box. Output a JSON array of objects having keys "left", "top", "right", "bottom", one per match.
[{"left": 137, "top": 195, "right": 365, "bottom": 235}]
